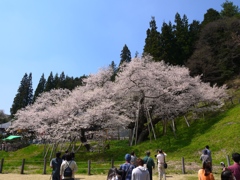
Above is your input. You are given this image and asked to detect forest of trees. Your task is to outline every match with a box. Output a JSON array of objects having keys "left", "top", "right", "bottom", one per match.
[{"left": 2, "top": 1, "right": 240, "bottom": 147}]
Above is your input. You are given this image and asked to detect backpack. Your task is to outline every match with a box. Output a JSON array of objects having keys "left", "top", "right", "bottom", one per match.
[
  {"left": 118, "top": 164, "right": 133, "bottom": 180},
  {"left": 64, "top": 161, "right": 72, "bottom": 177}
]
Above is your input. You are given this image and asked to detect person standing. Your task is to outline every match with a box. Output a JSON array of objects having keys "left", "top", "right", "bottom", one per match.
[
  {"left": 132, "top": 158, "right": 150, "bottom": 180},
  {"left": 50, "top": 152, "right": 63, "bottom": 180},
  {"left": 225, "top": 153, "right": 240, "bottom": 180},
  {"left": 60, "top": 153, "right": 78, "bottom": 180},
  {"left": 119, "top": 154, "right": 135, "bottom": 180},
  {"left": 198, "top": 161, "right": 215, "bottom": 180},
  {"left": 200, "top": 150, "right": 210, "bottom": 164},
  {"left": 156, "top": 149, "right": 166, "bottom": 180},
  {"left": 131, "top": 151, "right": 138, "bottom": 167},
  {"left": 205, "top": 145, "right": 212, "bottom": 168},
  {"left": 143, "top": 151, "right": 155, "bottom": 180}
]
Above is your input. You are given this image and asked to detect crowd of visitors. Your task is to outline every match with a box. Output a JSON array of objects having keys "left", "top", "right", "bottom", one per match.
[
  {"left": 49, "top": 145, "right": 240, "bottom": 180},
  {"left": 111, "top": 149, "right": 166, "bottom": 180},
  {"left": 108, "top": 145, "right": 240, "bottom": 180}
]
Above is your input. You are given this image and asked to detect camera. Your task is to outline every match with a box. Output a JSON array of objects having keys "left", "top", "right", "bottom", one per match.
[{"left": 220, "top": 162, "right": 225, "bottom": 167}]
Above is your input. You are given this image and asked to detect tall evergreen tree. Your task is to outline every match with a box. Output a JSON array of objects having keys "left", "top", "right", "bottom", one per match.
[
  {"left": 188, "top": 20, "right": 201, "bottom": 57},
  {"left": 64, "top": 76, "right": 75, "bottom": 90},
  {"left": 173, "top": 13, "right": 190, "bottom": 65},
  {"left": 59, "top": 71, "right": 66, "bottom": 88},
  {"left": 45, "top": 72, "right": 54, "bottom": 92},
  {"left": 119, "top": 44, "right": 131, "bottom": 66},
  {"left": 10, "top": 73, "right": 33, "bottom": 117},
  {"left": 109, "top": 61, "right": 117, "bottom": 82},
  {"left": 53, "top": 73, "right": 60, "bottom": 89},
  {"left": 220, "top": 0, "right": 240, "bottom": 18},
  {"left": 143, "top": 16, "right": 162, "bottom": 62},
  {"left": 159, "top": 21, "right": 176, "bottom": 64},
  {"left": 33, "top": 73, "right": 46, "bottom": 102},
  {"left": 202, "top": 8, "right": 221, "bottom": 27}
]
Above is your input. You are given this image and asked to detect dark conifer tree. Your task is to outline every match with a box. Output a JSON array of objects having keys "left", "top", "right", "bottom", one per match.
[
  {"left": 33, "top": 73, "right": 46, "bottom": 102},
  {"left": 220, "top": 0, "right": 240, "bottom": 18},
  {"left": 109, "top": 61, "right": 117, "bottom": 82},
  {"left": 143, "top": 16, "right": 162, "bottom": 61},
  {"left": 45, "top": 72, "right": 54, "bottom": 92},
  {"left": 159, "top": 21, "right": 176, "bottom": 64},
  {"left": 10, "top": 73, "right": 33, "bottom": 118},
  {"left": 119, "top": 44, "right": 131, "bottom": 66},
  {"left": 173, "top": 13, "right": 190, "bottom": 65},
  {"left": 64, "top": 76, "right": 75, "bottom": 90},
  {"left": 53, "top": 73, "right": 60, "bottom": 89},
  {"left": 59, "top": 72, "right": 66, "bottom": 88},
  {"left": 202, "top": 8, "right": 221, "bottom": 27}
]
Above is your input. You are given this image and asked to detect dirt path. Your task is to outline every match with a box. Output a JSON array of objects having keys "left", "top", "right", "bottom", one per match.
[{"left": 0, "top": 174, "right": 203, "bottom": 180}]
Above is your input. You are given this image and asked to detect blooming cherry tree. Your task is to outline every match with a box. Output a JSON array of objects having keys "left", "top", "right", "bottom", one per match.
[{"left": 9, "top": 55, "right": 228, "bottom": 147}]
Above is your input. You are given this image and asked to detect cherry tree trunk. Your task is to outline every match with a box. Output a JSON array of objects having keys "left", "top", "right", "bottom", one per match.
[{"left": 80, "top": 129, "right": 91, "bottom": 151}]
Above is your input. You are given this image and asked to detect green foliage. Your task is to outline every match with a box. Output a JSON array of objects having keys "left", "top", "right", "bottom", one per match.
[
  {"left": 220, "top": 0, "right": 240, "bottom": 18},
  {"left": 143, "top": 14, "right": 201, "bottom": 65},
  {"left": 202, "top": 8, "right": 221, "bottom": 27},
  {"left": 143, "top": 16, "right": 162, "bottom": 61},
  {"left": 33, "top": 71, "right": 86, "bottom": 102},
  {"left": 10, "top": 73, "right": 33, "bottom": 118},
  {"left": 187, "top": 17, "right": 240, "bottom": 85}
]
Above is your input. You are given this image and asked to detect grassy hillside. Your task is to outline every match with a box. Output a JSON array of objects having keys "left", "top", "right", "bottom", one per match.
[{"left": 1, "top": 104, "right": 239, "bottom": 175}]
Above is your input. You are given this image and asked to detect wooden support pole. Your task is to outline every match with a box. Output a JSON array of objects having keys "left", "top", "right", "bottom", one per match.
[
  {"left": 0, "top": 158, "right": 4, "bottom": 173},
  {"left": 88, "top": 160, "right": 91, "bottom": 175},
  {"left": 43, "top": 158, "right": 47, "bottom": 174},
  {"left": 181, "top": 157, "right": 185, "bottom": 174},
  {"left": 21, "top": 159, "right": 25, "bottom": 174},
  {"left": 111, "top": 158, "right": 114, "bottom": 168}
]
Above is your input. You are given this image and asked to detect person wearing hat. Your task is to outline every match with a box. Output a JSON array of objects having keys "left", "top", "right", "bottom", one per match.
[{"left": 119, "top": 153, "right": 135, "bottom": 180}]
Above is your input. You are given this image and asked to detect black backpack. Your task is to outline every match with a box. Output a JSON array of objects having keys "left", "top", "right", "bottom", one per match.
[
  {"left": 64, "top": 161, "right": 72, "bottom": 177},
  {"left": 118, "top": 164, "right": 133, "bottom": 180}
]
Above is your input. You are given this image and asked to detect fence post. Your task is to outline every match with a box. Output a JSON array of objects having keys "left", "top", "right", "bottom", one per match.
[
  {"left": 88, "top": 160, "right": 91, "bottom": 175},
  {"left": 0, "top": 158, "right": 4, "bottom": 173},
  {"left": 226, "top": 155, "right": 230, "bottom": 166},
  {"left": 181, "top": 157, "right": 185, "bottom": 174},
  {"left": 111, "top": 158, "right": 114, "bottom": 168},
  {"left": 43, "top": 158, "right": 47, "bottom": 174},
  {"left": 21, "top": 159, "right": 25, "bottom": 174}
]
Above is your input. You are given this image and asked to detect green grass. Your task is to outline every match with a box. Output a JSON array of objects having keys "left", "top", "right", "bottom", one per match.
[{"left": 1, "top": 104, "right": 240, "bottom": 176}]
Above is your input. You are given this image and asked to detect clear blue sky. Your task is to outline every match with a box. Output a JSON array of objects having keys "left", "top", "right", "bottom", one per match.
[{"left": 1, "top": 0, "right": 239, "bottom": 115}]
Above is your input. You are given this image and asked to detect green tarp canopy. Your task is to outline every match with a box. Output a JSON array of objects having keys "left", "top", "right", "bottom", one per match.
[{"left": 2, "top": 135, "right": 22, "bottom": 141}]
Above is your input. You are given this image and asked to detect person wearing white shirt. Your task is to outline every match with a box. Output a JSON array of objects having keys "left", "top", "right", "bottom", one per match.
[{"left": 156, "top": 149, "right": 166, "bottom": 180}]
